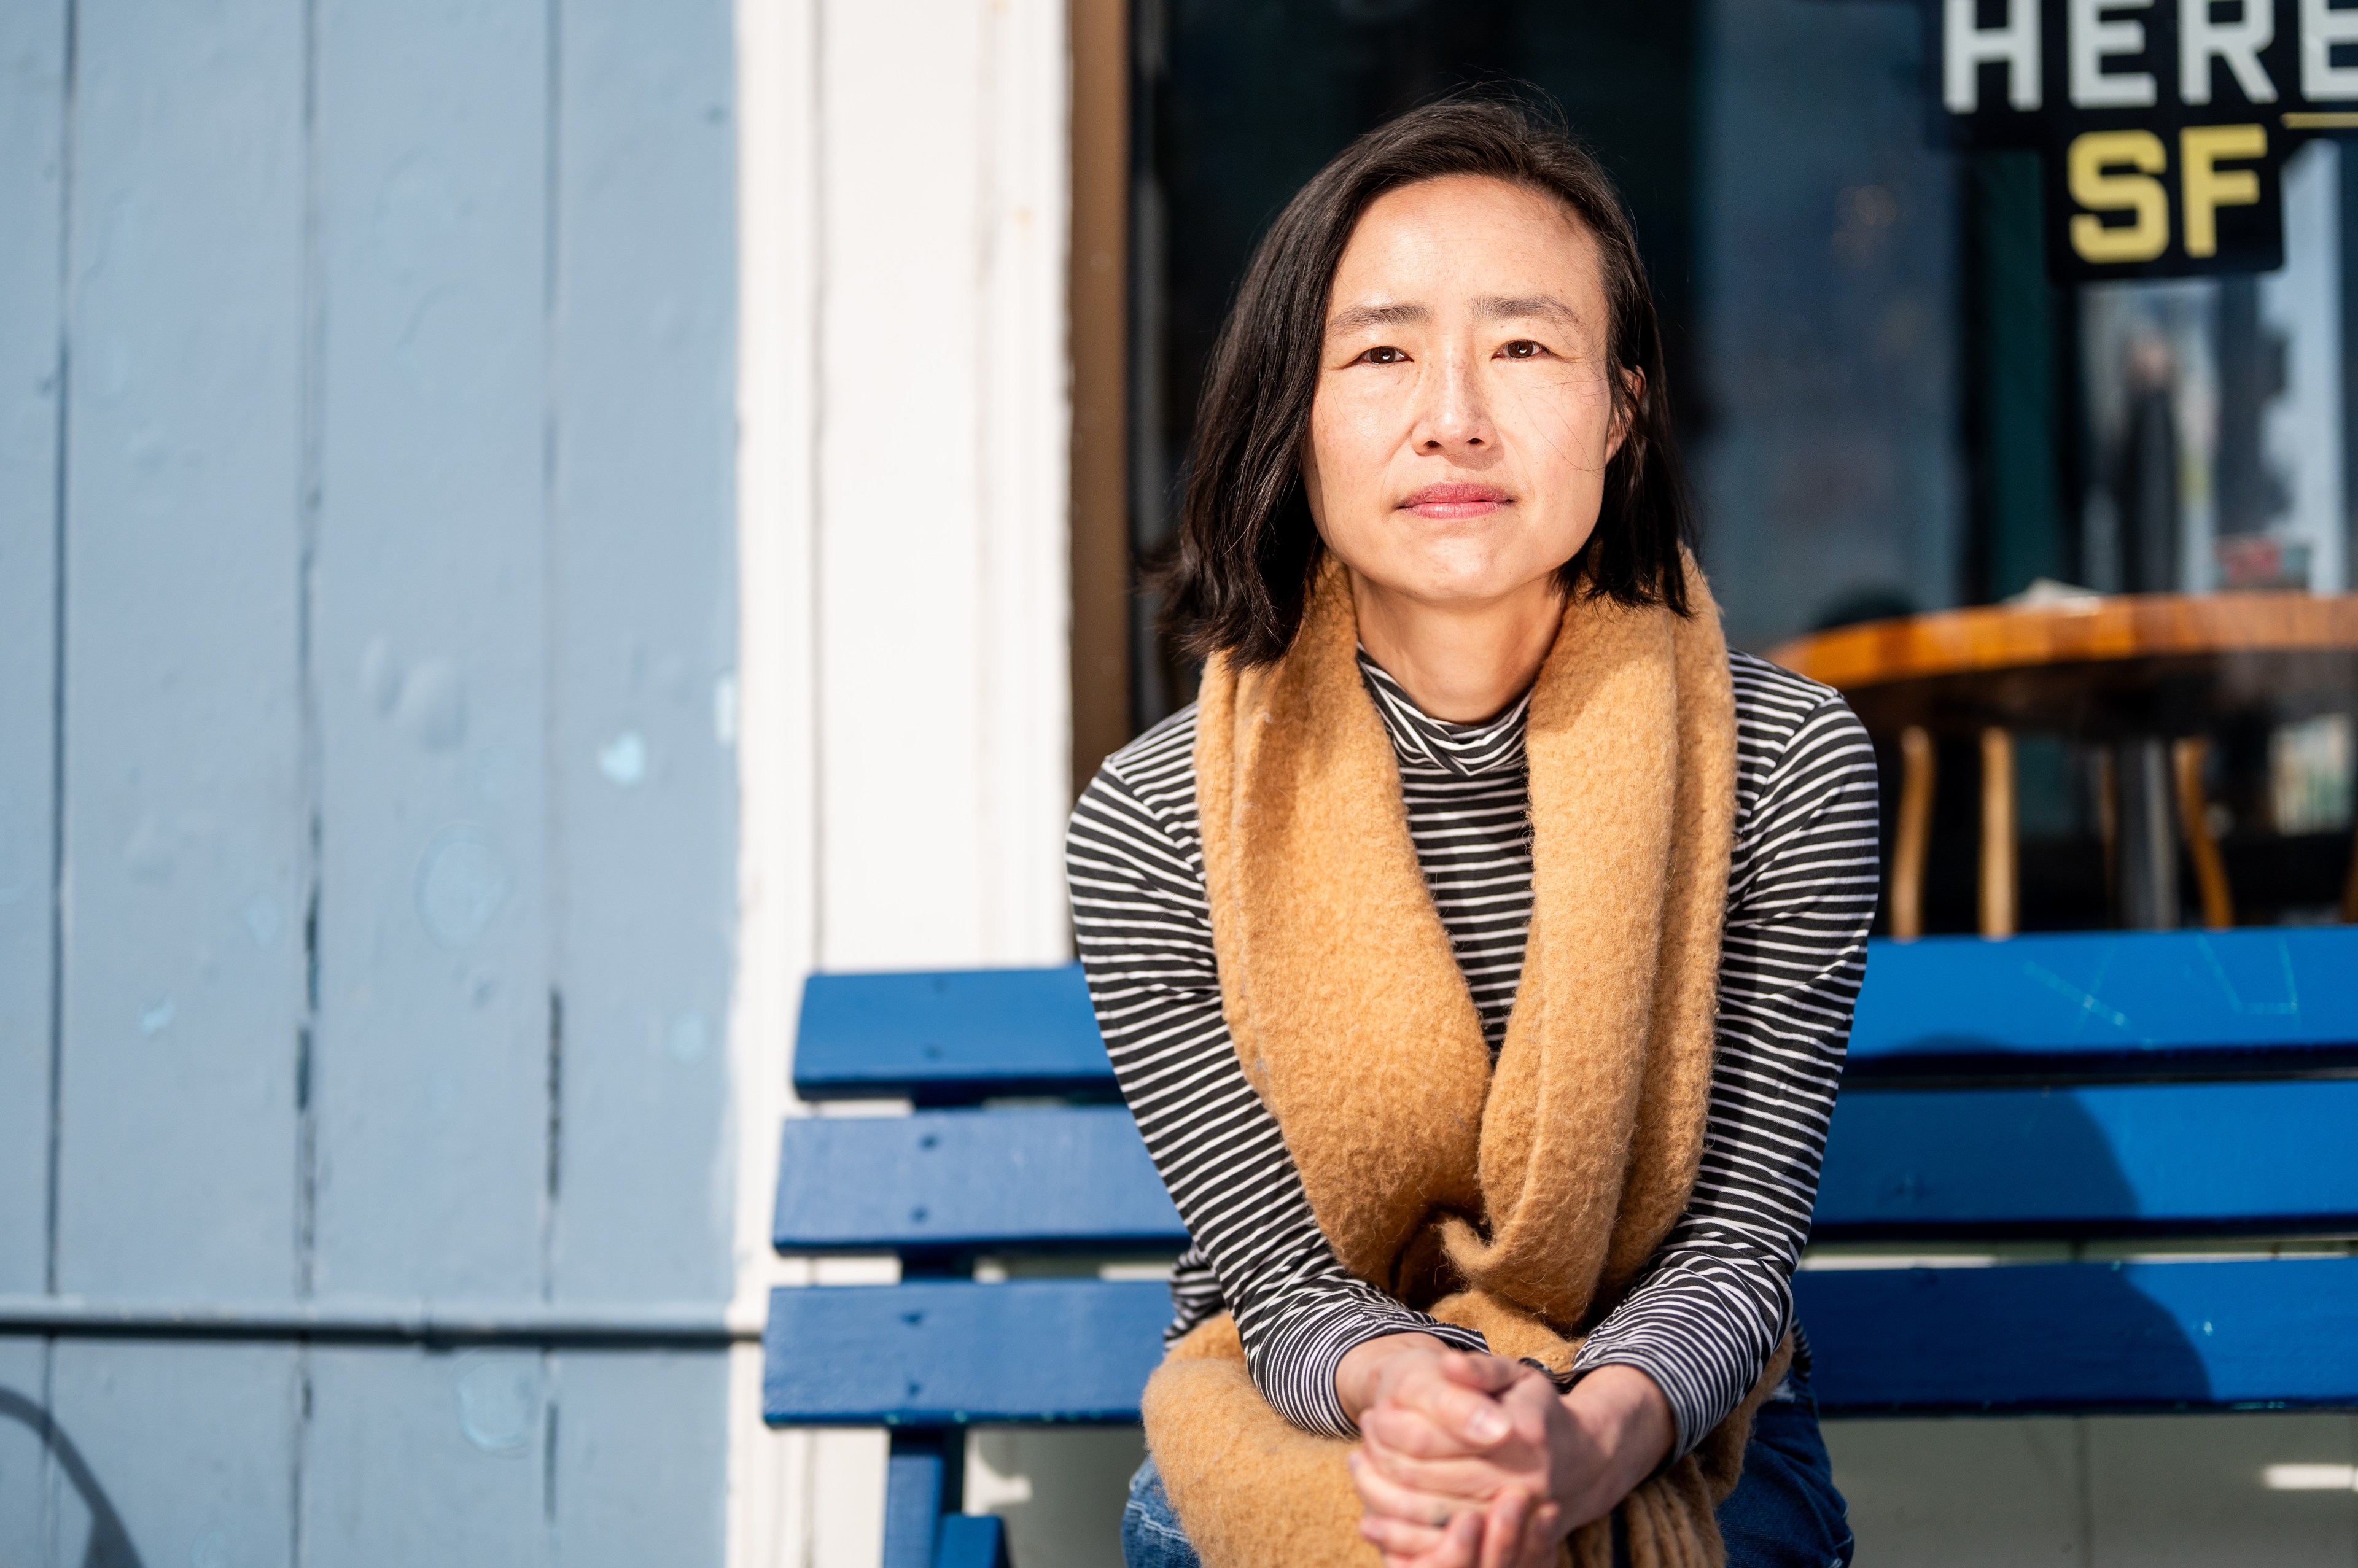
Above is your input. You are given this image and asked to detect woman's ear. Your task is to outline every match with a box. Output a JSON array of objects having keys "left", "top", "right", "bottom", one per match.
[
  {"left": 1606, "top": 366, "right": 1644, "bottom": 463},
  {"left": 1299, "top": 433, "right": 1329, "bottom": 534}
]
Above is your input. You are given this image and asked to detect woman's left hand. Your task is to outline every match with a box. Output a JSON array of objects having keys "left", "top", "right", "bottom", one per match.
[
  {"left": 1350, "top": 1364, "right": 1565, "bottom": 1567},
  {"left": 1348, "top": 1361, "right": 1675, "bottom": 1568}
]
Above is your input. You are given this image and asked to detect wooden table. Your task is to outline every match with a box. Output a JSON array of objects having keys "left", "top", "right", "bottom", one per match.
[{"left": 1768, "top": 593, "right": 2358, "bottom": 937}]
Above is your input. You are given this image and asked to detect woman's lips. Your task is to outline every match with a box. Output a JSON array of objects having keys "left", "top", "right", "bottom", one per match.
[{"left": 1399, "top": 483, "right": 1512, "bottom": 519}]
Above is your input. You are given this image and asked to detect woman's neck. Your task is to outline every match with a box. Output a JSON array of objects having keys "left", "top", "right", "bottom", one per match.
[{"left": 1344, "top": 567, "right": 1565, "bottom": 723}]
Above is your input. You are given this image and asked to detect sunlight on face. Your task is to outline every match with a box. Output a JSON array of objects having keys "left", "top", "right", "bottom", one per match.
[{"left": 1302, "top": 174, "right": 1627, "bottom": 613}]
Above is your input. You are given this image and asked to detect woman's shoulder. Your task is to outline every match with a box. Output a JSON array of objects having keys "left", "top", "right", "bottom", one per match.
[
  {"left": 1077, "top": 702, "right": 1204, "bottom": 831},
  {"left": 1726, "top": 648, "right": 1875, "bottom": 812},
  {"left": 1067, "top": 705, "right": 1209, "bottom": 908},
  {"left": 1729, "top": 649, "right": 1864, "bottom": 756},
  {"left": 1728, "top": 647, "right": 1844, "bottom": 728}
]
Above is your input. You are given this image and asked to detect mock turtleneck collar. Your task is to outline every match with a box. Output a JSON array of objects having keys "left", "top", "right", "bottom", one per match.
[{"left": 1355, "top": 647, "right": 1531, "bottom": 780}]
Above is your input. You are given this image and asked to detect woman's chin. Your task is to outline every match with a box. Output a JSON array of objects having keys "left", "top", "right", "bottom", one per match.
[{"left": 1357, "top": 557, "right": 1562, "bottom": 613}]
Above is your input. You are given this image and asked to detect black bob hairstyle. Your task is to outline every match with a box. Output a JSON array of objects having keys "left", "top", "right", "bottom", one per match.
[{"left": 1158, "top": 96, "right": 1695, "bottom": 667}]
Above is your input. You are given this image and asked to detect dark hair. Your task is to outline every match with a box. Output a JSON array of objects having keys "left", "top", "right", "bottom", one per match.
[{"left": 1159, "top": 96, "right": 1694, "bottom": 666}]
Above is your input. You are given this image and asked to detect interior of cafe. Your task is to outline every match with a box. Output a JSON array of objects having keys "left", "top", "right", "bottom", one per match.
[{"left": 1076, "top": 0, "right": 2357, "bottom": 943}]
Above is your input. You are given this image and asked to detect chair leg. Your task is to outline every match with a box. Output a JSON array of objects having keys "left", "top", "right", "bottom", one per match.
[
  {"left": 2172, "top": 737, "right": 2234, "bottom": 929},
  {"left": 936, "top": 1513, "right": 1011, "bottom": 1568},
  {"left": 2115, "top": 738, "right": 2179, "bottom": 929},
  {"left": 884, "top": 1430, "right": 963, "bottom": 1568},
  {"left": 2345, "top": 826, "right": 2358, "bottom": 926},
  {"left": 1891, "top": 725, "right": 1934, "bottom": 941},
  {"left": 2094, "top": 748, "right": 2117, "bottom": 892},
  {"left": 1979, "top": 727, "right": 2016, "bottom": 939}
]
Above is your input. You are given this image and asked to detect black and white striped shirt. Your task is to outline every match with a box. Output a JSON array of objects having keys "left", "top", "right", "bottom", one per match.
[{"left": 1065, "top": 648, "right": 1878, "bottom": 1456}]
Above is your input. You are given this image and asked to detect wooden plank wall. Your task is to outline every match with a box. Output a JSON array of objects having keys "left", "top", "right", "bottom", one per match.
[
  {"left": 0, "top": 0, "right": 65, "bottom": 1302},
  {"left": 0, "top": 10, "right": 66, "bottom": 1552},
  {"left": 0, "top": 1, "right": 739, "bottom": 1562}
]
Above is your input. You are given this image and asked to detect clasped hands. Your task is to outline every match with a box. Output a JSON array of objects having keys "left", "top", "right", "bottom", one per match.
[{"left": 1335, "top": 1334, "right": 1673, "bottom": 1568}]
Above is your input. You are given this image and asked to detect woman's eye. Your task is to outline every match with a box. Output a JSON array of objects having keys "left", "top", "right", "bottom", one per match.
[
  {"left": 1355, "top": 346, "right": 1407, "bottom": 365},
  {"left": 1500, "top": 340, "right": 1546, "bottom": 360}
]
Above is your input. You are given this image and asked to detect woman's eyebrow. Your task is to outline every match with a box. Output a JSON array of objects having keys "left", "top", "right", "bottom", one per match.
[
  {"left": 1326, "top": 301, "right": 1428, "bottom": 336},
  {"left": 1476, "top": 293, "right": 1579, "bottom": 326}
]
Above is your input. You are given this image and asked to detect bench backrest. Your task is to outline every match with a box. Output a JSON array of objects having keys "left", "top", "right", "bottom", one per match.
[
  {"left": 781, "top": 930, "right": 2358, "bottom": 1251},
  {"left": 766, "top": 927, "right": 2358, "bottom": 1431}
]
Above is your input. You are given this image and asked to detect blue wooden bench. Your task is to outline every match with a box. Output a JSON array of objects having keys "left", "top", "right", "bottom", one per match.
[{"left": 763, "top": 929, "right": 2358, "bottom": 1568}]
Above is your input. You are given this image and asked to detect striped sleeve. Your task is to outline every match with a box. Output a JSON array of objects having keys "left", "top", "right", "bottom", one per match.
[
  {"left": 1566, "top": 656, "right": 1880, "bottom": 1454},
  {"left": 1065, "top": 708, "right": 1488, "bottom": 1440}
]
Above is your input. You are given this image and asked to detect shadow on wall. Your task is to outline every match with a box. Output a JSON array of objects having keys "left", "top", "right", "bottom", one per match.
[{"left": 0, "top": 1386, "right": 144, "bottom": 1568}]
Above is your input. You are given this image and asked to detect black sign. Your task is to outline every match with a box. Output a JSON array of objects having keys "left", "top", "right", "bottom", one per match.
[{"left": 1930, "top": 0, "right": 2358, "bottom": 281}]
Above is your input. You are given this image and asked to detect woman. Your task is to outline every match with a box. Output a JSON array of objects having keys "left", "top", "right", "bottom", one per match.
[{"left": 1068, "top": 99, "right": 1875, "bottom": 1568}]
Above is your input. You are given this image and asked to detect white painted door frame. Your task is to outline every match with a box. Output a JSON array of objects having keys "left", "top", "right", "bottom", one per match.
[{"left": 725, "top": 1, "right": 1073, "bottom": 1562}]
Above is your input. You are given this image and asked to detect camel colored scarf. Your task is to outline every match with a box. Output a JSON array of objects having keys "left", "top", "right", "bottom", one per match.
[{"left": 1142, "top": 556, "right": 1788, "bottom": 1568}]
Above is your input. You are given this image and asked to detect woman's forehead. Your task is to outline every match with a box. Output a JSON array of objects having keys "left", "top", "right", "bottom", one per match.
[{"left": 1333, "top": 176, "right": 1600, "bottom": 308}]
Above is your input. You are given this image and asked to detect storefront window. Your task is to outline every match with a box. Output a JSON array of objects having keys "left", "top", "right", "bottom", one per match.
[{"left": 1127, "top": 0, "right": 2357, "bottom": 933}]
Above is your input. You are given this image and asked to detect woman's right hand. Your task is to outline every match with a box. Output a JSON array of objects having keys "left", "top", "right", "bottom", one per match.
[
  {"left": 1337, "top": 1338, "right": 1564, "bottom": 1567},
  {"left": 1350, "top": 1357, "right": 1676, "bottom": 1568}
]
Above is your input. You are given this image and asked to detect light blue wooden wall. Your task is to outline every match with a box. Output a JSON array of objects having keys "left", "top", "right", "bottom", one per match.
[{"left": 0, "top": 1, "right": 739, "bottom": 1561}]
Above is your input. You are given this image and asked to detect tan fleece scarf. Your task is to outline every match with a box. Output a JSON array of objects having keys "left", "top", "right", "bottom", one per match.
[{"left": 1143, "top": 555, "right": 1786, "bottom": 1568}]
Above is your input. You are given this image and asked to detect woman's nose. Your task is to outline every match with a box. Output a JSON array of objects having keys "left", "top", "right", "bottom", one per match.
[{"left": 1414, "top": 346, "right": 1494, "bottom": 452}]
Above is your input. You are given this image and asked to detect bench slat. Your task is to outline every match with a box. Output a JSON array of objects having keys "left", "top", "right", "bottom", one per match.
[
  {"left": 787, "top": 930, "right": 2358, "bottom": 1104},
  {"left": 762, "top": 1260, "right": 2358, "bottom": 1426},
  {"left": 774, "top": 1108, "right": 1185, "bottom": 1253},
  {"left": 1799, "top": 1256, "right": 2358, "bottom": 1413},
  {"left": 767, "top": 1077, "right": 2357, "bottom": 1254},
  {"left": 763, "top": 1279, "right": 1172, "bottom": 1425},
  {"left": 793, "top": 966, "right": 1110, "bottom": 1103},
  {"left": 1848, "top": 929, "right": 2358, "bottom": 1078},
  {"left": 1813, "top": 1079, "right": 2358, "bottom": 1237}
]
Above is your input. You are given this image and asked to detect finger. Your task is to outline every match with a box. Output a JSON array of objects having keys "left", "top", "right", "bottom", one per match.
[
  {"left": 1368, "top": 1405, "right": 1547, "bottom": 1480},
  {"left": 1438, "top": 1351, "right": 1528, "bottom": 1395},
  {"left": 1477, "top": 1489, "right": 1528, "bottom": 1568},
  {"left": 1351, "top": 1448, "right": 1488, "bottom": 1524},
  {"left": 1391, "top": 1372, "right": 1517, "bottom": 1450},
  {"left": 1360, "top": 1507, "right": 1471, "bottom": 1568},
  {"left": 1363, "top": 1407, "right": 1497, "bottom": 1472},
  {"left": 1362, "top": 1402, "right": 1481, "bottom": 1464},
  {"left": 1417, "top": 1506, "right": 1483, "bottom": 1568},
  {"left": 1502, "top": 1372, "right": 1568, "bottom": 1425},
  {"left": 1504, "top": 1498, "right": 1566, "bottom": 1568},
  {"left": 1358, "top": 1512, "right": 1450, "bottom": 1556},
  {"left": 1357, "top": 1429, "right": 1503, "bottom": 1489},
  {"left": 1364, "top": 1391, "right": 1516, "bottom": 1459},
  {"left": 1361, "top": 1441, "right": 1540, "bottom": 1505},
  {"left": 1522, "top": 1500, "right": 1563, "bottom": 1565},
  {"left": 1492, "top": 1370, "right": 1570, "bottom": 1443}
]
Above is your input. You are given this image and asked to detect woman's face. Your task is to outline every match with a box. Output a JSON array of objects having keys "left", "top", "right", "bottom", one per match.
[{"left": 1303, "top": 174, "right": 1627, "bottom": 612}]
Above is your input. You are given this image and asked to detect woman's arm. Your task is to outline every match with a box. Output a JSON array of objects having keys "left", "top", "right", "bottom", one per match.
[
  {"left": 1067, "top": 723, "right": 1490, "bottom": 1437},
  {"left": 1566, "top": 677, "right": 1881, "bottom": 1455}
]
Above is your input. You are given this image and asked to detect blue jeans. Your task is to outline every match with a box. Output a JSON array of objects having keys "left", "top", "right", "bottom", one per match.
[{"left": 1121, "top": 1379, "right": 1852, "bottom": 1568}]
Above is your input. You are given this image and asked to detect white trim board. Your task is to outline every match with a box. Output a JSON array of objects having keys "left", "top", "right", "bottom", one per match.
[{"left": 726, "top": 1, "right": 1073, "bottom": 1564}]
